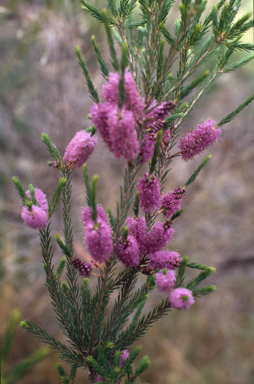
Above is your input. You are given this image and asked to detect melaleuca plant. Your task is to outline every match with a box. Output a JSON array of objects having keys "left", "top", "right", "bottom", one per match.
[{"left": 13, "top": 0, "right": 254, "bottom": 382}]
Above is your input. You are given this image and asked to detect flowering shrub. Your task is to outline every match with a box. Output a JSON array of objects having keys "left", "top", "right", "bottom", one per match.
[{"left": 12, "top": 0, "right": 254, "bottom": 382}]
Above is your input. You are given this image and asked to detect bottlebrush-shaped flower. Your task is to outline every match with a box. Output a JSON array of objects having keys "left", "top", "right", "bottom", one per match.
[
  {"left": 90, "top": 102, "right": 114, "bottom": 151},
  {"left": 116, "top": 235, "right": 140, "bottom": 268},
  {"left": 126, "top": 216, "right": 148, "bottom": 256},
  {"left": 137, "top": 173, "right": 161, "bottom": 214},
  {"left": 85, "top": 218, "right": 113, "bottom": 263},
  {"left": 81, "top": 205, "right": 108, "bottom": 227},
  {"left": 70, "top": 257, "right": 92, "bottom": 277},
  {"left": 22, "top": 188, "right": 48, "bottom": 229},
  {"left": 169, "top": 288, "right": 194, "bottom": 310},
  {"left": 91, "top": 69, "right": 144, "bottom": 161},
  {"left": 120, "top": 350, "right": 129, "bottom": 367},
  {"left": 148, "top": 250, "right": 182, "bottom": 270},
  {"left": 139, "top": 100, "right": 176, "bottom": 163},
  {"left": 21, "top": 205, "right": 48, "bottom": 230},
  {"left": 155, "top": 269, "right": 176, "bottom": 293},
  {"left": 63, "top": 131, "right": 97, "bottom": 168},
  {"left": 110, "top": 107, "right": 139, "bottom": 161},
  {"left": 26, "top": 188, "right": 48, "bottom": 213},
  {"left": 102, "top": 69, "right": 144, "bottom": 119},
  {"left": 146, "top": 221, "right": 174, "bottom": 254},
  {"left": 161, "top": 187, "right": 186, "bottom": 218},
  {"left": 179, "top": 119, "right": 221, "bottom": 161}
]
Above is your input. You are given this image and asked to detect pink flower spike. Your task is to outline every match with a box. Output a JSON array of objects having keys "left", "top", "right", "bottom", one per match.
[
  {"left": 110, "top": 106, "right": 139, "bottom": 161},
  {"left": 169, "top": 288, "right": 195, "bottom": 310},
  {"left": 179, "top": 119, "right": 221, "bottom": 161},
  {"left": 90, "top": 102, "right": 115, "bottom": 151},
  {"left": 155, "top": 269, "right": 176, "bottom": 293},
  {"left": 63, "top": 131, "right": 97, "bottom": 168},
  {"left": 21, "top": 205, "right": 48, "bottom": 230},
  {"left": 126, "top": 216, "right": 148, "bottom": 256},
  {"left": 71, "top": 257, "right": 92, "bottom": 277},
  {"left": 116, "top": 235, "right": 140, "bottom": 268},
  {"left": 139, "top": 133, "right": 157, "bottom": 164},
  {"left": 146, "top": 221, "right": 174, "bottom": 253},
  {"left": 102, "top": 69, "right": 144, "bottom": 120},
  {"left": 26, "top": 188, "right": 48, "bottom": 213},
  {"left": 81, "top": 205, "right": 108, "bottom": 227},
  {"left": 161, "top": 187, "right": 186, "bottom": 218},
  {"left": 137, "top": 173, "right": 161, "bottom": 214},
  {"left": 148, "top": 250, "right": 182, "bottom": 270},
  {"left": 85, "top": 218, "right": 113, "bottom": 263},
  {"left": 120, "top": 350, "right": 129, "bottom": 367}
]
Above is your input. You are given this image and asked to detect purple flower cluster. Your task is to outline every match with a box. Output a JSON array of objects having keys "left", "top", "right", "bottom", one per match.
[
  {"left": 63, "top": 131, "right": 97, "bottom": 168},
  {"left": 82, "top": 205, "right": 113, "bottom": 263},
  {"left": 137, "top": 173, "right": 161, "bottom": 214},
  {"left": 117, "top": 216, "right": 177, "bottom": 271},
  {"left": 179, "top": 119, "right": 221, "bottom": 161},
  {"left": 91, "top": 69, "right": 143, "bottom": 161},
  {"left": 126, "top": 216, "right": 148, "bottom": 255},
  {"left": 71, "top": 257, "right": 92, "bottom": 277},
  {"left": 169, "top": 288, "right": 194, "bottom": 310},
  {"left": 140, "top": 100, "right": 176, "bottom": 163},
  {"left": 119, "top": 350, "right": 129, "bottom": 367},
  {"left": 81, "top": 204, "right": 108, "bottom": 226},
  {"left": 155, "top": 269, "right": 176, "bottom": 293},
  {"left": 148, "top": 250, "right": 182, "bottom": 270},
  {"left": 116, "top": 235, "right": 139, "bottom": 268},
  {"left": 102, "top": 71, "right": 144, "bottom": 120},
  {"left": 161, "top": 186, "right": 186, "bottom": 217},
  {"left": 146, "top": 221, "right": 174, "bottom": 254},
  {"left": 21, "top": 188, "right": 48, "bottom": 230}
]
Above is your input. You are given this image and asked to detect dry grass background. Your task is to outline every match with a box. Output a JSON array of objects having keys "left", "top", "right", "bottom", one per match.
[{"left": 0, "top": 0, "right": 254, "bottom": 383}]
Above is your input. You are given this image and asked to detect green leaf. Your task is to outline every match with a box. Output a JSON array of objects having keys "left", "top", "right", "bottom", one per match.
[
  {"left": 1, "top": 310, "right": 21, "bottom": 370},
  {"left": 150, "top": 130, "right": 163, "bottom": 174},
  {"left": 102, "top": 9, "right": 119, "bottom": 71},
  {"left": 218, "top": 93, "right": 254, "bottom": 127},
  {"left": 82, "top": 164, "right": 92, "bottom": 207},
  {"left": 48, "top": 177, "right": 67, "bottom": 217},
  {"left": 185, "top": 155, "right": 211, "bottom": 187},
  {"left": 107, "top": 207, "right": 116, "bottom": 230},
  {"left": 76, "top": 46, "right": 99, "bottom": 103},
  {"left": 54, "top": 234, "right": 72, "bottom": 258},
  {"left": 41, "top": 133, "right": 61, "bottom": 163},
  {"left": 91, "top": 175, "right": 99, "bottom": 222},
  {"left": 192, "top": 285, "right": 216, "bottom": 297},
  {"left": 91, "top": 35, "right": 109, "bottom": 78},
  {"left": 12, "top": 177, "right": 27, "bottom": 203},
  {"left": 187, "top": 267, "right": 216, "bottom": 290},
  {"left": 4, "top": 347, "right": 49, "bottom": 384}
]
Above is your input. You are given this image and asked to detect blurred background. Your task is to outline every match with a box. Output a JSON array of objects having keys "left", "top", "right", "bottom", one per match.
[{"left": 0, "top": 0, "right": 253, "bottom": 383}]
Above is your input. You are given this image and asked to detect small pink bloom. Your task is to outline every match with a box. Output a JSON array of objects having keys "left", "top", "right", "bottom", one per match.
[
  {"left": 161, "top": 187, "right": 186, "bottom": 218},
  {"left": 90, "top": 102, "right": 114, "bottom": 151},
  {"left": 85, "top": 218, "right": 113, "bottom": 263},
  {"left": 81, "top": 205, "right": 108, "bottom": 227},
  {"left": 63, "top": 131, "right": 97, "bottom": 168},
  {"left": 148, "top": 250, "right": 182, "bottom": 270},
  {"left": 179, "top": 119, "right": 221, "bottom": 161},
  {"left": 146, "top": 221, "right": 174, "bottom": 254},
  {"left": 26, "top": 188, "right": 48, "bottom": 213},
  {"left": 155, "top": 269, "right": 176, "bottom": 293},
  {"left": 169, "top": 288, "right": 195, "bottom": 310},
  {"left": 116, "top": 235, "right": 140, "bottom": 268},
  {"left": 120, "top": 350, "right": 129, "bottom": 367},
  {"left": 137, "top": 173, "right": 161, "bottom": 214},
  {"left": 110, "top": 107, "right": 139, "bottom": 161},
  {"left": 126, "top": 216, "right": 148, "bottom": 256},
  {"left": 21, "top": 205, "right": 48, "bottom": 229},
  {"left": 71, "top": 257, "right": 92, "bottom": 277}
]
